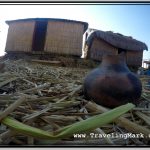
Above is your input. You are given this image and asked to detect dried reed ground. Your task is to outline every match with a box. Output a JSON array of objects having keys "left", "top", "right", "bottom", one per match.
[{"left": 0, "top": 57, "right": 149, "bottom": 146}]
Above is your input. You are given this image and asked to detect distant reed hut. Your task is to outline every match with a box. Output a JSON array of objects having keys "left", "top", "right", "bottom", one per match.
[
  {"left": 5, "top": 18, "right": 88, "bottom": 57},
  {"left": 83, "top": 29, "right": 148, "bottom": 67}
]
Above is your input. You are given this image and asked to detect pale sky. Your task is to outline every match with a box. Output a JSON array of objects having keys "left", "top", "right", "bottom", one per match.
[{"left": 0, "top": 4, "right": 149, "bottom": 60}]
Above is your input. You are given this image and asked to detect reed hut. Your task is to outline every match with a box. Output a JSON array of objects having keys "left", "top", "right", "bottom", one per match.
[
  {"left": 83, "top": 29, "right": 148, "bottom": 67},
  {"left": 5, "top": 18, "right": 88, "bottom": 57}
]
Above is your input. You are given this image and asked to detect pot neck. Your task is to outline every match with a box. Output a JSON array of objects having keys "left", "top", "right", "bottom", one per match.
[{"left": 101, "top": 53, "right": 127, "bottom": 66}]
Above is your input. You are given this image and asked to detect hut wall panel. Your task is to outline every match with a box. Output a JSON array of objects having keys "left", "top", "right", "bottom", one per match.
[
  {"left": 5, "top": 22, "right": 35, "bottom": 52},
  {"left": 44, "top": 21, "right": 84, "bottom": 56},
  {"left": 126, "top": 51, "right": 143, "bottom": 67},
  {"left": 89, "top": 38, "right": 117, "bottom": 61}
]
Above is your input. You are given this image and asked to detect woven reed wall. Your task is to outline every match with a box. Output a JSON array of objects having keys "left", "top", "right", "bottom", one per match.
[
  {"left": 44, "top": 21, "right": 84, "bottom": 56},
  {"left": 126, "top": 51, "right": 143, "bottom": 67},
  {"left": 87, "top": 38, "right": 117, "bottom": 61},
  {"left": 5, "top": 21, "right": 35, "bottom": 52}
]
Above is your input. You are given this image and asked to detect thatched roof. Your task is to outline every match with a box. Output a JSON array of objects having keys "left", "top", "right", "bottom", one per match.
[
  {"left": 6, "top": 18, "right": 88, "bottom": 33},
  {"left": 86, "top": 30, "right": 148, "bottom": 51},
  {"left": 143, "top": 60, "right": 150, "bottom": 64}
]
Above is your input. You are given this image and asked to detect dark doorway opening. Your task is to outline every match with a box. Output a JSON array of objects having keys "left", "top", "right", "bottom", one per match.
[{"left": 32, "top": 21, "right": 48, "bottom": 51}]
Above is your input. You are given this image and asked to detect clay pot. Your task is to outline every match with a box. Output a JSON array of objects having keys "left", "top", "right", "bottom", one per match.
[{"left": 83, "top": 53, "right": 142, "bottom": 108}]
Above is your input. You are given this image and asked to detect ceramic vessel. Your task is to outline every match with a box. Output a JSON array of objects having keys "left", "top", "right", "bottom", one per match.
[{"left": 83, "top": 53, "right": 142, "bottom": 108}]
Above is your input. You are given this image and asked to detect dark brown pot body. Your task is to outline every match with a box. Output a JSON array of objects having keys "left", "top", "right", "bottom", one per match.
[{"left": 83, "top": 53, "right": 142, "bottom": 108}]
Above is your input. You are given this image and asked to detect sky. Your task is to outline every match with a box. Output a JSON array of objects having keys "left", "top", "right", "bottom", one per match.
[{"left": 0, "top": 4, "right": 150, "bottom": 61}]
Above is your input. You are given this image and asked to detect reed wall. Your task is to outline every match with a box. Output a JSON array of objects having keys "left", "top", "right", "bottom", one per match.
[
  {"left": 87, "top": 38, "right": 117, "bottom": 61},
  {"left": 44, "top": 21, "right": 84, "bottom": 56},
  {"left": 126, "top": 51, "right": 143, "bottom": 67},
  {"left": 84, "top": 38, "right": 143, "bottom": 67},
  {"left": 5, "top": 21, "right": 35, "bottom": 52}
]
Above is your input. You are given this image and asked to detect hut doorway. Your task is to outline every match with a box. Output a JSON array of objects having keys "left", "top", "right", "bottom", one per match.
[{"left": 32, "top": 21, "right": 48, "bottom": 51}]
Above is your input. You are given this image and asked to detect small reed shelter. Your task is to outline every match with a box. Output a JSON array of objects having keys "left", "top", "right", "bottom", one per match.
[
  {"left": 83, "top": 29, "right": 148, "bottom": 68},
  {"left": 5, "top": 18, "right": 88, "bottom": 57},
  {"left": 143, "top": 60, "right": 150, "bottom": 69}
]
